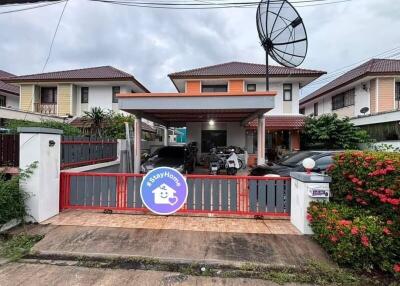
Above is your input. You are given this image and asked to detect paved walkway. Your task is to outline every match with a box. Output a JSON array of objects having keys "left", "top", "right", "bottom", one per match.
[
  {"left": 0, "top": 263, "right": 306, "bottom": 286},
  {"left": 44, "top": 210, "right": 298, "bottom": 234}
]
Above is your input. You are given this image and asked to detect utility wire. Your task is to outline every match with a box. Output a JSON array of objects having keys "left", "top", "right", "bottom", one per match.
[
  {"left": 42, "top": 0, "right": 69, "bottom": 72},
  {"left": 0, "top": 0, "right": 65, "bottom": 14}
]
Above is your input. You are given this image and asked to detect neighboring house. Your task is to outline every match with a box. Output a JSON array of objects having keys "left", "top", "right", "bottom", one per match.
[
  {"left": 168, "top": 62, "right": 325, "bottom": 159},
  {"left": 117, "top": 61, "right": 325, "bottom": 169},
  {"left": 4, "top": 66, "right": 149, "bottom": 117},
  {"left": 299, "top": 59, "right": 400, "bottom": 142},
  {"left": 0, "top": 70, "right": 19, "bottom": 109}
]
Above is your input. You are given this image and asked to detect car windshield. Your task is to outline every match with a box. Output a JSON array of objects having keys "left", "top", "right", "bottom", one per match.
[
  {"left": 157, "top": 147, "right": 185, "bottom": 158},
  {"left": 279, "top": 151, "right": 320, "bottom": 167}
]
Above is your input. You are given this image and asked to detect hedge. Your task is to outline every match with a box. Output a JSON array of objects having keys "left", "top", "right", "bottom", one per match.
[
  {"left": 307, "top": 151, "right": 400, "bottom": 275},
  {"left": 308, "top": 202, "right": 399, "bottom": 274},
  {"left": 328, "top": 151, "right": 400, "bottom": 219}
]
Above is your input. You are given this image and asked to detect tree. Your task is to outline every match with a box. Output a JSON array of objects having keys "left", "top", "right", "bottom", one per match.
[
  {"left": 83, "top": 107, "right": 110, "bottom": 137},
  {"left": 301, "top": 114, "right": 370, "bottom": 150},
  {"left": 103, "top": 111, "right": 135, "bottom": 139}
]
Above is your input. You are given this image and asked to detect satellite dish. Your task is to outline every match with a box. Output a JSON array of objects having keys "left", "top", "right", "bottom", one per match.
[
  {"left": 360, "top": 107, "right": 369, "bottom": 115},
  {"left": 256, "top": 0, "right": 308, "bottom": 90}
]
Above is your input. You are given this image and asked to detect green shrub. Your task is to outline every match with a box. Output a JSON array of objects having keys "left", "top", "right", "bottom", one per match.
[
  {"left": 308, "top": 202, "right": 400, "bottom": 274},
  {"left": 0, "top": 162, "right": 37, "bottom": 227},
  {"left": 5, "top": 119, "right": 81, "bottom": 136},
  {"left": 328, "top": 151, "right": 400, "bottom": 219}
]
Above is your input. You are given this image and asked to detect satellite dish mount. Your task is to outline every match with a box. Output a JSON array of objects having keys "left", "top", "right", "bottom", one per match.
[{"left": 256, "top": 0, "right": 308, "bottom": 91}]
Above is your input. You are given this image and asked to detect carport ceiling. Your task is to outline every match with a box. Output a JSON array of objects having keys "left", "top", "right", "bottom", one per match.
[{"left": 132, "top": 109, "right": 260, "bottom": 124}]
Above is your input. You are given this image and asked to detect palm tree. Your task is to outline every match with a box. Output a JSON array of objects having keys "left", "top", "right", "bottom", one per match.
[{"left": 83, "top": 107, "right": 109, "bottom": 137}]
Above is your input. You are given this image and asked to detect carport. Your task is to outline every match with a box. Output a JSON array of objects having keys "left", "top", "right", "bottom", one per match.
[{"left": 117, "top": 91, "right": 276, "bottom": 173}]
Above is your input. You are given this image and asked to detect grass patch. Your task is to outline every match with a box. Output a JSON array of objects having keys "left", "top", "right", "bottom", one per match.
[{"left": 0, "top": 234, "right": 43, "bottom": 261}]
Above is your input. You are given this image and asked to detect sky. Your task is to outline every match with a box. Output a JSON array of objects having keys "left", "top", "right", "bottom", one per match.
[{"left": 0, "top": 0, "right": 400, "bottom": 95}]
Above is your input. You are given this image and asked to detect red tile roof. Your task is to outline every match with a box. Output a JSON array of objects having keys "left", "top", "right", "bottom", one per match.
[
  {"left": 300, "top": 59, "right": 400, "bottom": 105},
  {"left": 0, "top": 70, "right": 19, "bottom": 96},
  {"left": 169, "top": 61, "right": 326, "bottom": 79},
  {"left": 247, "top": 115, "right": 306, "bottom": 130},
  {"left": 4, "top": 66, "right": 149, "bottom": 92}
]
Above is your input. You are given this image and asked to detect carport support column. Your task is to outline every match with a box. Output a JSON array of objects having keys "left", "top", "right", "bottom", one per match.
[
  {"left": 163, "top": 127, "right": 168, "bottom": 146},
  {"left": 134, "top": 117, "right": 142, "bottom": 173},
  {"left": 257, "top": 114, "right": 266, "bottom": 165}
]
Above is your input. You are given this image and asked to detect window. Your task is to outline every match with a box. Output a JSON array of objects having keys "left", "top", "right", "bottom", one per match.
[
  {"left": 201, "top": 85, "right": 227, "bottom": 92},
  {"left": 299, "top": 107, "right": 305, "bottom": 115},
  {"left": 40, "top": 87, "right": 57, "bottom": 103},
  {"left": 396, "top": 82, "right": 400, "bottom": 109},
  {"left": 332, "top": 88, "right": 355, "bottom": 110},
  {"left": 313, "top": 102, "right": 318, "bottom": 116},
  {"left": 112, "top": 86, "right": 120, "bottom": 103},
  {"left": 247, "top": 84, "right": 256, "bottom": 92},
  {"left": 201, "top": 130, "right": 227, "bottom": 152},
  {"left": 0, "top": 95, "right": 6, "bottom": 107},
  {"left": 283, "top": 84, "right": 292, "bottom": 101},
  {"left": 315, "top": 156, "right": 334, "bottom": 173},
  {"left": 81, "top": 87, "right": 89, "bottom": 103}
]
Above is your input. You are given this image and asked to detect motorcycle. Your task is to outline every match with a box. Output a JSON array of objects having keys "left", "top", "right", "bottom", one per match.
[
  {"left": 208, "top": 148, "right": 222, "bottom": 175},
  {"left": 225, "top": 151, "right": 241, "bottom": 175}
]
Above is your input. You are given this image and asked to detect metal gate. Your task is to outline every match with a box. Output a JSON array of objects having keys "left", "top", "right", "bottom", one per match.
[{"left": 60, "top": 172, "right": 291, "bottom": 217}]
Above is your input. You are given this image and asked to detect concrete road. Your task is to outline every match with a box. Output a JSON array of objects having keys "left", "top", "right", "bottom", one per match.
[
  {"left": 32, "top": 225, "right": 330, "bottom": 267},
  {"left": 0, "top": 263, "right": 304, "bottom": 286}
]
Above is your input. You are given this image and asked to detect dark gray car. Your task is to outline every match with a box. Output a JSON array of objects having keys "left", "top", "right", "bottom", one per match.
[
  {"left": 249, "top": 151, "right": 341, "bottom": 177},
  {"left": 141, "top": 145, "right": 195, "bottom": 174}
]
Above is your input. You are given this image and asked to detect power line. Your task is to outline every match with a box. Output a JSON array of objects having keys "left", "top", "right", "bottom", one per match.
[
  {"left": 88, "top": 0, "right": 351, "bottom": 9},
  {"left": 42, "top": 0, "right": 69, "bottom": 72},
  {"left": 0, "top": 0, "right": 65, "bottom": 14}
]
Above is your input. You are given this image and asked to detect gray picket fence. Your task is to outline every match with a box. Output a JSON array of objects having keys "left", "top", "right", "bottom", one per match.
[
  {"left": 60, "top": 172, "right": 291, "bottom": 216},
  {"left": 61, "top": 136, "right": 117, "bottom": 169}
]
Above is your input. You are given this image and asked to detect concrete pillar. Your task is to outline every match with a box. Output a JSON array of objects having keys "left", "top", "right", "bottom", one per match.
[
  {"left": 291, "top": 131, "right": 301, "bottom": 151},
  {"left": 18, "top": 127, "right": 63, "bottom": 223},
  {"left": 134, "top": 117, "right": 142, "bottom": 173},
  {"left": 290, "top": 172, "right": 331, "bottom": 234},
  {"left": 163, "top": 127, "right": 169, "bottom": 146},
  {"left": 257, "top": 115, "right": 266, "bottom": 165}
]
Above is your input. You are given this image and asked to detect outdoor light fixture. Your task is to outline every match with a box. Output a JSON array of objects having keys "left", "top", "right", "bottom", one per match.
[
  {"left": 49, "top": 140, "right": 56, "bottom": 147},
  {"left": 209, "top": 119, "right": 215, "bottom": 126},
  {"left": 302, "top": 158, "right": 315, "bottom": 174}
]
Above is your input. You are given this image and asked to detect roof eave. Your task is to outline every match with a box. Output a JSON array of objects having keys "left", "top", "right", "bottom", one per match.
[
  {"left": 168, "top": 73, "right": 326, "bottom": 80},
  {"left": 300, "top": 71, "right": 400, "bottom": 106}
]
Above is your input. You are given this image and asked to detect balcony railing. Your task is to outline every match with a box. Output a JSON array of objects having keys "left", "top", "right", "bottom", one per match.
[{"left": 34, "top": 103, "right": 57, "bottom": 114}]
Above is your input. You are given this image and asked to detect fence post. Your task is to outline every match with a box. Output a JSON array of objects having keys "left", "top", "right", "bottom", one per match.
[{"left": 18, "top": 127, "right": 63, "bottom": 223}]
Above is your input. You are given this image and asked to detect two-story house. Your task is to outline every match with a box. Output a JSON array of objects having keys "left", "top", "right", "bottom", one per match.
[
  {"left": 0, "top": 70, "right": 19, "bottom": 109},
  {"left": 299, "top": 59, "right": 400, "bottom": 142},
  {"left": 117, "top": 61, "right": 325, "bottom": 171},
  {"left": 4, "top": 66, "right": 149, "bottom": 117}
]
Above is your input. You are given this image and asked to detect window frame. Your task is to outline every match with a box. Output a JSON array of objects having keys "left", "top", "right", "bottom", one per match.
[
  {"left": 201, "top": 84, "right": 228, "bottom": 93},
  {"left": 81, "top": 87, "right": 89, "bottom": 104},
  {"left": 246, "top": 84, "right": 256, "bottom": 92},
  {"left": 299, "top": 107, "right": 305, "bottom": 115},
  {"left": 313, "top": 102, "right": 319, "bottom": 116},
  {"left": 395, "top": 82, "right": 400, "bottom": 109},
  {"left": 40, "top": 87, "right": 57, "bottom": 104},
  {"left": 112, "top": 86, "right": 120, "bottom": 103},
  {"left": 332, "top": 88, "right": 355, "bottom": 110},
  {"left": 283, "top": 83, "right": 293, "bottom": 101},
  {"left": 0, "top": 95, "right": 6, "bottom": 107}
]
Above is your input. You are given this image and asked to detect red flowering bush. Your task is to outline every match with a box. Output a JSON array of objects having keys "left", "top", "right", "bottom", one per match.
[
  {"left": 308, "top": 202, "right": 400, "bottom": 274},
  {"left": 328, "top": 151, "right": 400, "bottom": 219}
]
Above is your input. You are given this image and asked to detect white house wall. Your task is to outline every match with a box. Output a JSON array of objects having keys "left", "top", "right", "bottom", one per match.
[
  {"left": 301, "top": 82, "right": 371, "bottom": 118},
  {"left": 4, "top": 94, "right": 19, "bottom": 109},
  {"left": 74, "top": 84, "right": 132, "bottom": 116},
  {"left": 250, "top": 82, "right": 301, "bottom": 115},
  {"left": 186, "top": 122, "right": 246, "bottom": 155}
]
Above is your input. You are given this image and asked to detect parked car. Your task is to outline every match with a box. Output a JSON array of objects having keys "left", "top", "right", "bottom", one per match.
[
  {"left": 141, "top": 145, "right": 195, "bottom": 174},
  {"left": 249, "top": 150, "right": 342, "bottom": 177}
]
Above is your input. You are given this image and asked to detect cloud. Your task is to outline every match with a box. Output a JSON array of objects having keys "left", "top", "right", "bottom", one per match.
[{"left": 0, "top": 0, "right": 399, "bottom": 94}]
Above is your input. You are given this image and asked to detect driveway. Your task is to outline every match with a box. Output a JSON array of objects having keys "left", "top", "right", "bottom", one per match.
[{"left": 29, "top": 210, "right": 330, "bottom": 267}]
